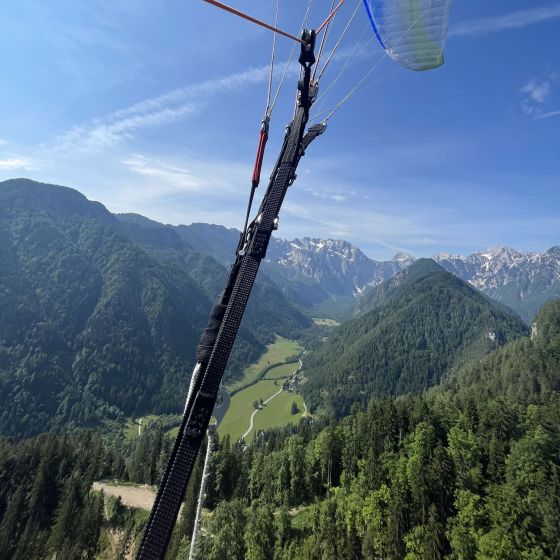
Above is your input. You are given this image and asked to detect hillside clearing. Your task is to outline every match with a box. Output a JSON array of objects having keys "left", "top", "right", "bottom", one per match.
[{"left": 92, "top": 481, "right": 156, "bottom": 512}]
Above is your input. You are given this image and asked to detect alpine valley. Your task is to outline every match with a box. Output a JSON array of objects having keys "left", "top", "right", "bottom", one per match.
[{"left": 0, "top": 179, "right": 559, "bottom": 560}]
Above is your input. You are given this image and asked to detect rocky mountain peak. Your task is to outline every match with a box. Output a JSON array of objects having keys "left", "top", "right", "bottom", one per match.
[{"left": 392, "top": 252, "right": 416, "bottom": 266}]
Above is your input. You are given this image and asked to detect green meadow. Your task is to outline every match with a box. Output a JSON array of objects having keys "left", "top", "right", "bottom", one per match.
[
  {"left": 249, "top": 391, "right": 305, "bottom": 443},
  {"left": 225, "top": 335, "right": 301, "bottom": 392},
  {"left": 219, "top": 335, "right": 306, "bottom": 441}
]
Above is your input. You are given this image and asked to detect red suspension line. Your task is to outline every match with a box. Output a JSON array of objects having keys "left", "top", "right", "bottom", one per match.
[{"left": 202, "top": 0, "right": 305, "bottom": 44}]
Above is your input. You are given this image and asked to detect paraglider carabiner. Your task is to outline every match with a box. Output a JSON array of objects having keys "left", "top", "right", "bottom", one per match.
[
  {"left": 298, "top": 29, "right": 318, "bottom": 110},
  {"left": 299, "top": 29, "right": 316, "bottom": 67}
]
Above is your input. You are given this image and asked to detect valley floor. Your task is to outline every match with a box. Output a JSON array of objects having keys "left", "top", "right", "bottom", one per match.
[
  {"left": 219, "top": 337, "right": 307, "bottom": 442},
  {"left": 123, "top": 335, "right": 308, "bottom": 443}
]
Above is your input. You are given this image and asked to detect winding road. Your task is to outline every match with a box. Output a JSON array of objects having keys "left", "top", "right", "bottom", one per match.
[
  {"left": 242, "top": 387, "right": 283, "bottom": 439},
  {"left": 241, "top": 358, "right": 305, "bottom": 440}
]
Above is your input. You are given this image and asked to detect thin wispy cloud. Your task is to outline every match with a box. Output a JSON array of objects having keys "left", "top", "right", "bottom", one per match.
[
  {"left": 449, "top": 5, "right": 560, "bottom": 36},
  {"left": 119, "top": 152, "right": 251, "bottom": 203},
  {"left": 532, "top": 110, "right": 560, "bottom": 121},
  {"left": 45, "top": 65, "right": 274, "bottom": 155},
  {"left": 42, "top": 42, "right": 368, "bottom": 158},
  {"left": 47, "top": 104, "right": 198, "bottom": 154},
  {"left": 519, "top": 71, "right": 558, "bottom": 117},
  {"left": 122, "top": 155, "right": 203, "bottom": 192},
  {"left": 0, "top": 138, "right": 7, "bottom": 146}
]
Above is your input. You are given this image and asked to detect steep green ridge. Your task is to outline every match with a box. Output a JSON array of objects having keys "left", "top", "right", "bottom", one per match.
[
  {"left": 302, "top": 259, "right": 528, "bottom": 415},
  {"left": 356, "top": 257, "right": 444, "bottom": 314},
  {"left": 0, "top": 179, "right": 309, "bottom": 439},
  {"left": 0, "top": 179, "right": 209, "bottom": 438}
]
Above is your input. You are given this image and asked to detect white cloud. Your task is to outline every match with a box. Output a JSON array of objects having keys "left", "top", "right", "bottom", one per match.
[
  {"left": 519, "top": 71, "right": 558, "bottom": 118},
  {"left": 100, "top": 151, "right": 255, "bottom": 224},
  {"left": 305, "top": 186, "right": 350, "bottom": 203},
  {"left": 0, "top": 138, "right": 7, "bottom": 146},
  {"left": 521, "top": 79, "right": 551, "bottom": 103},
  {"left": 0, "top": 158, "right": 34, "bottom": 170},
  {"left": 48, "top": 103, "right": 198, "bottom": 153},
  {"left": 42, "top": 43, "right": 369, "bottom": 158},
  {"left": 450, "top": 5, "right": 560, "bottom": 36}
]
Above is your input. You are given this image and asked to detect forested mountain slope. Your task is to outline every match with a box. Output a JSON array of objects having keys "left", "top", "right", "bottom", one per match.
[
  {"left": 0, "top": 179, "right": 309, "bottom": 439},
  {"left": 141, "top": 219, "right": 560, "bottom": 322},
  {"left": 302, "top": 259, "right": 528, "bottom": 415},
  {"left": 441, "top": 299, "right": 560, "bottom": 403},
  {"left": 117, "top": 213, "right": 311, "bottom": 346},
  {"left": 2, "top": 300, "right": 558, "bottom": 559}
]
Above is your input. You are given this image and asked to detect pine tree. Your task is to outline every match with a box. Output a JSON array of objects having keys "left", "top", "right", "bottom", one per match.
[
  {"left": 47, "top": 476, "right": 81, "bottom": 554},
  {"left": 423, "top": 504, "right": 444, "bottom": 560},
  {"left": 0, "top": 485, "right": 26, "bottom": 556},
  {"left": 245, "top": 502, "right": 275, "bottom": 560}
]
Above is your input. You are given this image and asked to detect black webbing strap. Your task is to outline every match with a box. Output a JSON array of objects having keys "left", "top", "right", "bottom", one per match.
[{"left": 136, "top": 29, "right": 320, "bottom": 560}]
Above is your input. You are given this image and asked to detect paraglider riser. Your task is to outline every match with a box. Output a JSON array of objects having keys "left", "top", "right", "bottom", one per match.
[{"left": 136, "top": 30, "right": 325, "bottom": 560}]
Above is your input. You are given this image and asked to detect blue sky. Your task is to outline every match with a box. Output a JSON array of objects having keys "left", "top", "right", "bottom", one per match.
[{"left": 0, "top": 0, "right": 559, "bottom": 260}]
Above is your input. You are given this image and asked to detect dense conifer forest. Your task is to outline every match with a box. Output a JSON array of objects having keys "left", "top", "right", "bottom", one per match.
[{"left": 1, "top": 301, "right": 558, "bottom": 559}]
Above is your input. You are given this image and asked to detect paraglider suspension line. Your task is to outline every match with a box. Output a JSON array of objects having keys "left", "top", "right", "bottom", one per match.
[{"left": 202, "top": 0, "right": 305, "bottom": 44}]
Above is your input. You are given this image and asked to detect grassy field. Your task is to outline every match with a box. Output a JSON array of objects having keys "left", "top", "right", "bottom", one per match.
[
  {"left": 249, "top": 391, "right": 305, "bottom": 443},
  {"left": 312, "top": 317, "right": 340, "bottom": 327},
  {"left": 225, "top": 335, "right": 301, "bottom": 392},
  {"left": 218, "top": 379, "right": 280, "bottom": 441},
  {"left": 124, "top": 415, "right": 161, "bottom": 440},
  {"left": 264, "top": 361, "right": 299, "bottom": 379},
  {"left": 219, "top": 335, "right": 306, "bottom": 441}
]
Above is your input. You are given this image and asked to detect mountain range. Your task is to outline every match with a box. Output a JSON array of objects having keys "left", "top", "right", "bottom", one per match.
[
  {"left": 0, "top": 178, "right": 557, "bottom": 560},
  {"left": 267, "top": 238, "right": 560, "bottom": 322},
  {"left": 138, "top": 221, "right": 559, "bottom": 322}
]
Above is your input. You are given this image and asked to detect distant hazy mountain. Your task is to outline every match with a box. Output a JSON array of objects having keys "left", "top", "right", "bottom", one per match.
[
  {"left": 264, "top": 239, "right": 413, "bottom": 316},
  {"left": 164, "top": 224, "right": 414, "bottom": 317},
  {"left": 265, "top": 241, "right": 560, "bottom": 322},
  {"left": 0, "top": 179, "right": 309, "bottom": 438},
  {"left": 302, "top": 259, "right": 528, "bottom": 416},
  {"left": 434, "top": 246, "right": 560, "bottom": 322}
]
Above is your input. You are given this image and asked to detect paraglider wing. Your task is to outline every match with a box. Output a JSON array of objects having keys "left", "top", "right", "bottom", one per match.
[{"left": 362, "top": 0, "right": 452, "bottom": 71}]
